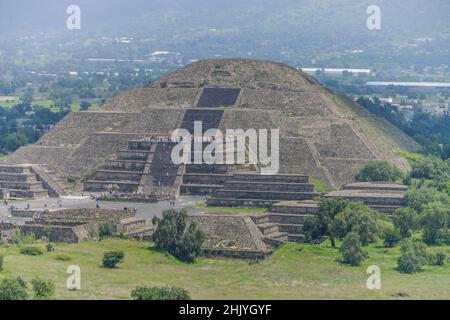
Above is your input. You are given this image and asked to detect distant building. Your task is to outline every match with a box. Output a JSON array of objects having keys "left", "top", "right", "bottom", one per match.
[
  {"left": 302, "top": 68, "right": 371, "bottom": 75},
  {"left": 366, "top": 81, "right": 450, "bottom": 89}
]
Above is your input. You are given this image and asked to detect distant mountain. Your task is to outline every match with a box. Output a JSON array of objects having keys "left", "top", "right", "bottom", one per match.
[{"left": 0, "top": 0, "right": 449, "bottom": 65}]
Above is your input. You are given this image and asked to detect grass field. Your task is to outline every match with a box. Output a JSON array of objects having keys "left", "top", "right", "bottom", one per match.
[{"left": 1, "top": 239, "right": 449, "bottom": 300}]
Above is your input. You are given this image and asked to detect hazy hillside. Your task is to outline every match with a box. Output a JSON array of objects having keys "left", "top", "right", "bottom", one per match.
[{"left": 1, "top": 1, "right": 449, "bottom": 45}]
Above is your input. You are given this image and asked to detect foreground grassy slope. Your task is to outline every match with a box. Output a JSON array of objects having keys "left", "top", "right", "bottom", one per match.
[{"left": 1, "top": 239, "right": 449, "bottom": 300}]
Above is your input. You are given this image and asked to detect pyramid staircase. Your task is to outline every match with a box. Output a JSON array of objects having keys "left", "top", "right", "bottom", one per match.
[
  {"left": 268, "top": 200, "right": 319, "bottom": 242},
  {"left": 0, "top": 165, "right": 67, "bottom": 199}
]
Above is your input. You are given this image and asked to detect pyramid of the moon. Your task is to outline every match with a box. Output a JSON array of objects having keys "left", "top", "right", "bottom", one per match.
[{"left": 5, "top": 59, "right": 421, "bottom": 188}]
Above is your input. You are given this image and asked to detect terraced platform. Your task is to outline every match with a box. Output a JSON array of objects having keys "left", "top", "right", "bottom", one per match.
[{"left": 207, "top": 173, "right": 321, "bottom": 208}]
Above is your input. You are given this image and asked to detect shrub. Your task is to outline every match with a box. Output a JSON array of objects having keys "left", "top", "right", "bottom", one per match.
[
  {"left": 152, "top": 209, "right": 205, "bottom": 263},
  {"left": 46, "top": 243, "right": 54, "bottom": 252},
  {"left": 20, "top": 246, "right": 43, "bottom": 256},
  {"left": 102, "top": 250, "right": 125, "bottom": 268},
  {"left": 356, "top": 160, "right": 402, "bottom": 182},
  {"left": 54, "top": 254, "right": 71, "bottom": 261},
  {"left": 392, "top": 207, "right": 418, "bottom": 238},
  {"left": 420, "top": 202, "right": 450, "bottom": 245},
  {"left": 0, "top": 278, "right": 28, "bottom": 300},
  {"left": 14, "top": 230, "right": 36, "bottom": 245},
  {"left": 339, "top": 232, "right": 368, "bottom": 266},
  {"left": 98, "top": 222, "right": 117, "bottom": 239},
  {"left": 434, "top": 252, "right": 447, "bottom": 266},
  {"left": 404, "top": 187, "right": 448, "bottom": 213},
  {"left": 0, "top": 255, "right": 3, "bottom": 272},
  {"left": 31, "top": 277, "right": 55, "bottom": 300},
  {"left": 303, "top": 197, "right": 349, "bottom": 246},
  {"left": 131, "top": 286, "right": 191, "bottom": 300},
  {"left": 397, "top": 239, "right": 428, "bottom": 274},
  {"left": 329, "top": 202, "right": 379, "bottom": 246},
  {"left": 382, "top": 226, "right": 401, "bottom": 248}
]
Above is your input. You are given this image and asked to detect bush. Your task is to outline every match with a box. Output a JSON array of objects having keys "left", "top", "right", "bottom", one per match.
[
  {"left": 131, "top": 286, "right": 191, "bottom": 300},
  {"left": 46, "top": 243, "right": 54, "bottom": 252},
  {"left": 0, "top": 255, "right": 3, "bottom": 272},
  {"left": 434, "top": 252, "right": 447, "bottom": 266},
  {"left": 382, "top": 226, "right": 401, "bottom": 248},
  {"left": 303, "top": 197, "right": 349, "bottom": 246},
  {"left": 404, "top": 187, "right": 448, "bottom": 213},
  {"left": 392, "top": 207, "right": 418, "bottom": 238},
  {"left": 356, "top": 160, "right": 403, "bottom": 182},
  {"left": 397, "top": 239, "right": 428, "bottom": 274},
  {"left": 329, "top": 202, "right": 379, "bottom": 246},
  {"left": 102, "top": 250, "right": 125, "bottom": 268},
  {"left": 152, "top": 209, "right": 205, "bottom": 263},
  {"left": 98, "top": 222, "right": 117, "bottom": 239},
  {"left": 0, "top": 278, "right": 28, "bottom": 300},
  {"left": 20, "top": 246, "right": 43, "bottom": 256},
  {"left": 339, "top": 232, "right": 368, "bottom": 266},
  {"left": 31, "top": 277, "right": 55, "bottom": 300},
  {"left": 420, "top": 202, "right": 450, "bottom": 245},
  {"left": 14, "top": 230, "right": 36, "bottom": 245},
  {"left": 54, "top": 254, "right": 71, "bottom": 261}
]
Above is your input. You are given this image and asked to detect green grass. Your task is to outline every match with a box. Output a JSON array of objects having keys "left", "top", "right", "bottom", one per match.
[
  {"left": 399, "top": 151, "right": 425, "bottom": 163},
  {"left": 191, "top": 204, "right": 268, "bottom": 214},
  {"left": 310, "top": 178, "right": 333, "bottom": 193},
  {"left": 1, "top": 239, "right": 449, "bottom": 300}
]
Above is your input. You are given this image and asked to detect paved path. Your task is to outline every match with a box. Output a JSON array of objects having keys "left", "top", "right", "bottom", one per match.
[{"left": 0, "top": 196, "right": 206, "bottom": 224}]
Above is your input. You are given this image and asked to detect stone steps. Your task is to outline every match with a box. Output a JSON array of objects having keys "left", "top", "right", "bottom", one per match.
[
  {"left": 214, "top": 189, "right": 320, "bottom": 201},
  {"left": 368, "top": 205, "right": 403, "bottom": 214},
  {"left": 182, "top": 173, "right": 231, "bottom": 185},
  {"left": 288, "top": 233, "right": 306, "bottom": 242},
  {"left": 31, "top": 165, "right": 67, "bottom": 197},
  {"left": 207, "top": 197, "right": 279, "bottom": 208},
  {"left": 232, "top": 173, "right": 309, "bottom": 183},
  {"left": 278, "top": 223, "right": 305, "bottom": 234},
  {"left": 256, "top": 222, "right": 280, "bottom": 235},
  {"left": 93, "top": 170, "right": 143, "bottom": 182},
  {"left": 3, "top": 189, "right": 48, "bottom": 199},
  {"left": 84, "top": 180, "right": 140, "bottom": 192},
  {"left": 180, "top": 184, "right": 223, "bottom": 195},
  {"left": 224, "top": 181, "right": 315, "bottom": 192},
  {"left": 269, "top": 213, "right": 311, "bottom": 224},
  {"left": 270, "top": 200, "right": 318, "bottom": 214}
]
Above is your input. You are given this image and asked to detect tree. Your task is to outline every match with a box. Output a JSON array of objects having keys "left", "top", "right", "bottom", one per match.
[
  {"left": 397, "top": 239, "right": 428, "bottom": 274},
  {"left": 420, "top": 202, "right": 450, "bottom": 245},
  {"left": 339, "top": 232, "right": 368, "bottom": 266},
  {"left": 392, "top": 207, "right": 418, "bottom": 238},
  {"left": 329, "top": 202, "right": 379, "bottom": 246},
  {"left": 4, "top": 132, "right": 28, "bottom": 152},
  {"left": 31, "top": 277, "right": 55, "bottom": 300},
  {"left": 152, "top": 209, "right": 205, "bottom": 263},
  {"left": 80, "top": 101, "right": 91, "bottom": 111},
  {"left": 303, "top": 197, "right": 349, "bottom": 246},
  {"left": 356, "top": 160, "right": 403, "bottom": 182},
  {"left": 382, "top": 225, "right": 401, "bottom": 248},
  {"left": 102, "top": 251, "right": 125, "bottom": 268},
  {"left": 131, "top": 286, "right": 191, "bottom": 300},
  {"left": 98, "top": 222, "right": 117, "bottom": 239},
  {"left": 404, "top": 187, "right": 447, "bottom": 213},
  {"left": 0, "top": 278, "right": 28, "bottom": 300}
]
